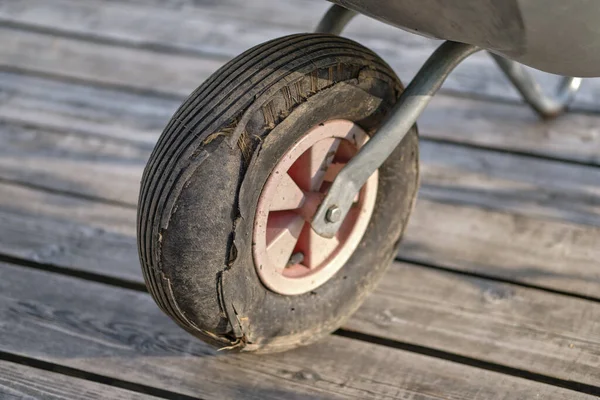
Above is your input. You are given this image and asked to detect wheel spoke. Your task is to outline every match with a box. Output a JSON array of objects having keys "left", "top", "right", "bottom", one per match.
[
  {"left": 253, "top": 120, "right": 379, "bottom": 295},
  {"left": 334, "top": 139, "right": 356, "bottom": 163},
  {"left": 296, "top": 223, "right": 340, "bottom": 268},
  {"left": 297, "top": 191, "right": 325, "bottom": 221},
  {"left": 266, "top": 211, "right": 305, "bottom": 270},
  {"left": 323, "top": 162, "right": 345, "bottom": 182},
  {"left": 288, "top": 138, "right": 340, "bottom": 192},
  {"left": 270, "top": 173, "right": 306, "bottom": 211}
]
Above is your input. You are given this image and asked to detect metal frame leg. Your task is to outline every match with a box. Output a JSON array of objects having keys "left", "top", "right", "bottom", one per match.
[
  {"left": 314, "top": 4, "right": 356, "bottom": 35},
  {"left": 491, "top": 54, "right": 582, "bottom": 119}
]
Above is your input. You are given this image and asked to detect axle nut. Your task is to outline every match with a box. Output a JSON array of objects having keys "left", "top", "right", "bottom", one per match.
[{"left": 326, "top": 206, "right": 342, "bottom": 223}]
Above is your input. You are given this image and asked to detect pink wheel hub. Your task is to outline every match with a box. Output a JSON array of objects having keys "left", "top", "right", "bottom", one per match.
[{"left": 253, "top": 120, "right": 378, "bottom": 295}]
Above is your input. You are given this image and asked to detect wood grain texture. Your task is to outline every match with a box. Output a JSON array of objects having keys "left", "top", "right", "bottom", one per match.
[
  {"left": 3, "top": 65, "right": 600, "bottom": 167},
  {"left": 420, "top": 95, "right": 600, "bottom": 166},
  {"left": 0, "top": 27, "right": 222, "bottom": 96},
  {"left": 0, "top": 120, "right": 150, "bottom": 205},
  {"left": 401, "top": 198, "right": 600, "bottom": 298},
  {"left": 0, "top": 360, "right": 160, "bottom": 400},
  {"left": 2, "top": 0, "right": 600, "bottom": 111},
  {"left": 0, "top": 261, "right": 593, "bottom": 400},
  {"left": 0, "top": 72, "right": 175, "bottom": 145},
  {"left": 350, "top": 263, "right": 600, "bottom": 387},
  {"left": 1, "top": 135, "right": 599, "bottom": 294},
  {"left": 0, "top": 183, "right": 138, "bottom": 281},
  {"left": 1, "top": 181, "right": 600, "bottom": 387},
  {"left": 419, "top": 140, "right": 600, "bottom": 227},
  {"left": 1, "top": 117, "right": 599, "bottom": 225}
]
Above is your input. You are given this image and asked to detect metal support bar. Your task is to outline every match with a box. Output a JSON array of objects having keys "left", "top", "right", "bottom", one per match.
[
  {"left": 491, "top": 54, "right": 582, "bottom": 119},
  {"left": 311, "top": 3, "right": 581, "bottom": 237},
  {"left": 315, "top": 4, "right": 357, "bottom": 35},
  {"left": 311, "top": 41, "right": 480, "bottom": 237}
]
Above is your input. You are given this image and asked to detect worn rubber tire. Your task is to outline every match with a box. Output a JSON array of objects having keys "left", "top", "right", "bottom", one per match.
[{"left": 137, "top": 33, "right": 419, "bottom": 353}]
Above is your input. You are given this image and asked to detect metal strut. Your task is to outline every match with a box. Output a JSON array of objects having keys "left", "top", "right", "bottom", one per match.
[
  {"left": 490, "top": 54, "right": 582, "bottom": 119},
  {"left": 310, "top": 4, "right": 583, "bottom": 237},
  {"left": 315, "top": 4, "right": 357, "bottom": 35},
  {"left": 312, "top": 40, "right": 480, "bottom": 237}
]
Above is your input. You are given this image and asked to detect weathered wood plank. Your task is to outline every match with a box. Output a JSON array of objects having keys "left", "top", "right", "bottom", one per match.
[
  {"left": 0, "top": 72, "right": 175, "bottom": 145},
  {"left": 0, "top": 121, "right": 150, "bottom": 205},
  {"left": 2, "top": 118, "right": 599, "bottom": 227},
  {"left": 350, "top": 263, "right": 600, "bottom": 388},
  {"left": 2, "top": 176, "right": 599, "bottom": 298},
  {"left": 419, "top": 141, "right": 600, "bottom": 227},
  {"left": 0, "top": 27, "right": 221, "bottom": 96},
  {"left": 419, "top": 95, "right": 600, "bottom": 166},
  {"left": 401, "top": 199, "right": 600, "bottom": 297},
  {"left": 0, "top": 360, "right": 160, "bottom": 400},
  {"left": 2, "top": 0, "right": 600, "bottom": 111},
  {"left": 0, "top": 261, "right": 592, "bottom": 400},
  {"left": 3, "top": 64, "right": 600, "bottom": 167},
  {"left": 0, "top": 183, "right": 139, "bottom": 281}
]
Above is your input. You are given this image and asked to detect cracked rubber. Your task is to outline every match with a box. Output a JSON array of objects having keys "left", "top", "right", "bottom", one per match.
[{"left": 137, "top": 33, "right": 420, "bottom": 353}]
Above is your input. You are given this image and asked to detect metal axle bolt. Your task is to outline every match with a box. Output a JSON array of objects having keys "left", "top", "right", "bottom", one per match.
[
  {"left": 287, "top": 252, "right": 305, "bottom": 267},
  {"left": 325, "top": 206, "right": 342, "bottom": 223}
]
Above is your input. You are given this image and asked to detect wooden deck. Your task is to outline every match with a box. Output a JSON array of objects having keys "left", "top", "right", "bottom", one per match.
[{"left": 1, "top": 0, "right": 600, "bottom": 398}]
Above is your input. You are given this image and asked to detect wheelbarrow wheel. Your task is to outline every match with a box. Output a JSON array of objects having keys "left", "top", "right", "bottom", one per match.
[{"left": 137, "top": 33, "right": 419, "bottom": 353}]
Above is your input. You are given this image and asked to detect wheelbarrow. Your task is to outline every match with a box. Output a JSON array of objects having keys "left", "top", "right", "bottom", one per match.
[{"left": 137, "top": 1, "right": 593, "bottom": 352}]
